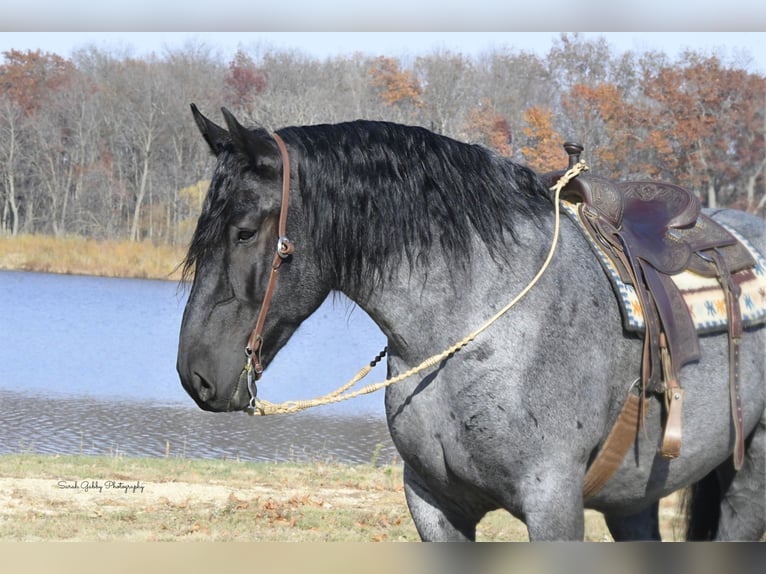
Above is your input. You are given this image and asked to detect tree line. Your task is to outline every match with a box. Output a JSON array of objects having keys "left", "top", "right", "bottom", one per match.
[{"left": 1, "top": 33, "right": 764, "bottom": 245}]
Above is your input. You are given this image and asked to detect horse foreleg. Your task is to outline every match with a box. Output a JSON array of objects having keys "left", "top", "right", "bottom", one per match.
[
  {"left": 520, "top": 477, "right": 585, "bottom": 541},
  {"left": 603, "top": 503, "right": 661, "bottom": 540},
  {"left": 402, "top": 464, "right": 479, "bottom": 541}
]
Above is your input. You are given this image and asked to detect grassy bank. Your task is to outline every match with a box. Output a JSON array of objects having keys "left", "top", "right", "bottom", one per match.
[
  {"left": 0, "top": 234, "right": 187, "bottom": 281},
  {"left": 0, "top": 454, "right": 415, "bottom": 542},
  {"left": 0, "top": 454, "right": 686, "bottom": 542}
]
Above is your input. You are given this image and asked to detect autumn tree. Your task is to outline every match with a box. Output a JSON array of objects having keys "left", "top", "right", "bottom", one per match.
[
  {"left": 641, "top": 52, "right": 765, "bottom": 209},
  {"left": 464, "top": 98, "right": 513, "bottom": 156},
  {"left": 369, "top": 56, "right": 423, "bottom": 118},
  {"left": 0, "top": 49, "right": 74, "bottom": 115},
  {"left": 476, "top": 50, "right": 555, "bottom": 134},
  {"left": 708, "top": 69, "right": 766, "bottom": 213},
  {"left": 559, "top": 82, "right": 642, "bottom": 177},
  {"left": 732, "top": 74, "right": 766, "bottom": 213},
  {"left": 0, "top": 50, "right": 77, "bottom": 235},
  {"left": 224, "top": 49, "right": 267, "bottom": 119},
  {"left": 518, "top": 105, "right": 566, "bottom": 171}
]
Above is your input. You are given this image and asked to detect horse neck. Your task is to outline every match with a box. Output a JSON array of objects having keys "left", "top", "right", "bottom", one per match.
[{"left": 342, "top": 215, "right": 554, "bottom": 363}]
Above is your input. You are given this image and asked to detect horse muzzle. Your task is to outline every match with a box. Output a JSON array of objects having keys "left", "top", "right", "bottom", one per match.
[{"left": 178, "top": 365, "right": 252, "bottom": 413}]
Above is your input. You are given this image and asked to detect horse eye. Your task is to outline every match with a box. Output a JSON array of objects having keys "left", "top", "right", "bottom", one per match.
[{"left": 237, "top": 229, "right": 257, "bottom": 243}]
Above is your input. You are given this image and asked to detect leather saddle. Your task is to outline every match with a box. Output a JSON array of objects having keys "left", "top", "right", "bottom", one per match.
[{"left": 542, "top": 143, "right": 756, "bottom": 468}]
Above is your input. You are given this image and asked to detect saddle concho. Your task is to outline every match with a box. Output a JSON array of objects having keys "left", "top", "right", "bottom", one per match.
[{"left": 562, "top": 201, "right": 766, "bottom": 336}]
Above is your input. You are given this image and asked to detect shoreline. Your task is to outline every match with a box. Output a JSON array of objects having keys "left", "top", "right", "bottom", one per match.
[{"left": 0, "top": 234, "right": 187, "bottom": 281}]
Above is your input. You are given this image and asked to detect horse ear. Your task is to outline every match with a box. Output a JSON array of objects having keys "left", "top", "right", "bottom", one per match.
[
  {"left": 220, "top": 107, "right": 281, "bottom": 177},
  {"left": 190, "top": 103, "right": 230, "bottom": 156}
]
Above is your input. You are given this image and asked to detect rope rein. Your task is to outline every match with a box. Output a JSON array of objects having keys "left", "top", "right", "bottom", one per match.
[{"left": 250, "top": 161, "right": 589, "bottom": 416}]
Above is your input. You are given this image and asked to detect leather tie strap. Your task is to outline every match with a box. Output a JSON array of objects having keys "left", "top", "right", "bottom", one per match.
[
  {"left": 245, "top": 132, "right": 294, "bottom": 380},
  {"left": 708, "top": 249, "right": 745, "bottom": 470}
]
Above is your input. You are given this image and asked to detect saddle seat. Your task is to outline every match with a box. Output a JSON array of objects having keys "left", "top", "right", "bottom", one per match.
[
  {"left": 541, "top": 142, "right": 756, "bottom": 471},
  {"left": 565, "top": 175, "right": 700, "bottom": 275},
  {"left": 550, "top": 145, "right": 753, "bottom": 278}
]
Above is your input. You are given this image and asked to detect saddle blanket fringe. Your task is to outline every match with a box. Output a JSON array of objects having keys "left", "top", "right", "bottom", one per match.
[{"left": 562, "top": 201, "right": 766, "bottom": 335}]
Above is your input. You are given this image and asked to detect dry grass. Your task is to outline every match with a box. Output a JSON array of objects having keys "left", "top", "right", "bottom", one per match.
[
  {"left": 0, "top": 454, "right": 685, "bottom": 542},
  {"left": 0, "top": 455, "right": 416, "bottom": 542},
  {"left": 0, "top": 234, "right": 187, "bottom": 281}
]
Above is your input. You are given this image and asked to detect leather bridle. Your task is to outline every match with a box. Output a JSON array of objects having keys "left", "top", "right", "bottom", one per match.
[{"left": 244, "top": 132, "right": 294, "bottom": 398}]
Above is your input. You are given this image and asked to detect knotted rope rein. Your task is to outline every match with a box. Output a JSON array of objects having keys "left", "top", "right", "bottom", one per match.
[{"left": 250, "top": 160, "right": 589, "bottom": 416}]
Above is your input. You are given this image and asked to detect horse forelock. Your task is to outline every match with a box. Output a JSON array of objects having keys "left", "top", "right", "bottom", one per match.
[
  {"left": 182, "top": 148, "right": 251, "bottom": 282},
  {"left": 280, "top": 120, "right": 552, "bottom": 293}
]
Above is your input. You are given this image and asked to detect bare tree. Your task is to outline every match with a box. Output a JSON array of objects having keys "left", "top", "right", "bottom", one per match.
[
  {"left": 157, "top": 42, "right": 226, "bottom": 243},
  {"left": 0, "top": 97, "right": 25, "bottom": 235},
  {"left": 414, "top": 51, "right": 476, "bottom": 138}
]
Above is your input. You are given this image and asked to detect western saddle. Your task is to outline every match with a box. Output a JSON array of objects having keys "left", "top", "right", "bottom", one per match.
[{"left": 542, "top": 143, "right": 756, "bottom": 472}]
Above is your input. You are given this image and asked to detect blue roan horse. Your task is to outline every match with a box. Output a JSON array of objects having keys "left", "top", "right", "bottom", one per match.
[{"left": 177, "top": 105, "right": 766, "bottom": 541}]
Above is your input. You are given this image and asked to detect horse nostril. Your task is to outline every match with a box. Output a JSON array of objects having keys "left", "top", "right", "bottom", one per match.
[{"left": 193, "top": 372, "right": 216, "bottom": 402}]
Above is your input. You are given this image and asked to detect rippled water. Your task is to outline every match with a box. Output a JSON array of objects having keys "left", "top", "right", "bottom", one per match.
[
  {"left": 0, "top": 389, "right": 398, "bottom": 464},
  {"left": 0, "top": 270, "right": 396, "bottom": 464}
]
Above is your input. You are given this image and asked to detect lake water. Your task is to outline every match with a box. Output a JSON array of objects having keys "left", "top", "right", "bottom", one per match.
[{"left": 0, "top": 270, "right": 398, "bottom": 464}]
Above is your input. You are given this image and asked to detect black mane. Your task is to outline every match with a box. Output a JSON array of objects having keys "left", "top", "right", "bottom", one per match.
[
  {"left": 184, "top": 120, "right": 552, "bottom": 291},
  {"left": 282, "top": 121, "right": 551, "bottom": 291}
]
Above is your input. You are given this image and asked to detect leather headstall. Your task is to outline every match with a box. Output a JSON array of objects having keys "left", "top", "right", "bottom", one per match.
[{"left": 245, "top": 132, "right": 294, "bottom": 381}]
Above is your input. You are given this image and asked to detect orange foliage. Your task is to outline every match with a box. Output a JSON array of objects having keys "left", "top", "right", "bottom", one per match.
[
  {"left": 368, "top": 57, "right": 422, "bottom": 107},
  {"left": 224, "top": 50, "right": 267, "bottom": 114},
  {"left": 561, "top": 82, "right": 640, "bottom": 175},
  {"left": 465, "top": 99, "right": 513, "bottom": 156},
  {"left": 640, "top": 55, "right": 761, "bottom": 197},
  {"left": 519, "top": 106, "right": 566, "bottom": 171},
  {"left": 640, "top": 129, "right": 677, "bottom": 178},
  {"left": 0, "top": 49, "right": 74, "bottom": 115}
]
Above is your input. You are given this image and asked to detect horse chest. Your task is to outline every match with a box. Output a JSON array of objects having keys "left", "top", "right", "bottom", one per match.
[{"left": 386, "top": 379, "right": 551, "bottom": 484}]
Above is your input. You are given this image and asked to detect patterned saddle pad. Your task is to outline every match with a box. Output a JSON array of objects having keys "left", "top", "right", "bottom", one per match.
[{"left": 562, "top": 201, "right": 766, "bottom": 335}]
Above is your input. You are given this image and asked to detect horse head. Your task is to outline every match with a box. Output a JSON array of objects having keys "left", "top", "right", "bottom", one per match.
[{"left": 177, "top": 105, "right": 329, "bottom": 412}]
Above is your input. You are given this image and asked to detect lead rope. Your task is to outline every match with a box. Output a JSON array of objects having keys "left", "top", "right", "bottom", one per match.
[{"left": 249, "top": 161, "right": 589, "bottom": 416}]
